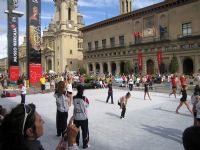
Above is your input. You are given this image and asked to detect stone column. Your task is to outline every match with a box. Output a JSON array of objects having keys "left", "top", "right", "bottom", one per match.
[
  {"left": 195, "top": 55, "right": 199, "bottom": 73},
  {"left": 86, "top": 63, "right": 89, "bottom": 74},
  {"left": 116, "top": 61, "right": 120, "bottom": 75},
  {"left": 92, "top": 63, "right": 96, "bottom": 76},
  {"left": 99, "top": 62, "right": 103, "bottom": 75},
  {"left": 107, "top": 62, "right": 111, "bottom": 75},
  {"left": 51, "top": 57, "right": 54, "bottom": 71}
]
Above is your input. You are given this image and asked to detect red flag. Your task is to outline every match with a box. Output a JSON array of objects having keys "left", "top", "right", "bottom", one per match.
[
  {"left": 157, "top": 48, "right": 162, "bottom": 66},
  {"left": 9, "top": 66, "right": 19, "bottom": 81},
  {"left": 138, "top": 52, "right": 142, "bottom": 71}
]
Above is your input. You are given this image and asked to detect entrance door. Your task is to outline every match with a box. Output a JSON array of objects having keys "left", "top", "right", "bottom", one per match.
[
  {"left": 147, "top": 59, "right": 154, "bottom": 75},
  {"left": 183, "top": 58, "right": 193, "bottom": 75}
]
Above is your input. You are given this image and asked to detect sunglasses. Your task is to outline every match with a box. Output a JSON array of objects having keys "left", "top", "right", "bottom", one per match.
[{"left": 22, "top": 104, "right": 32, "bottom": 135}]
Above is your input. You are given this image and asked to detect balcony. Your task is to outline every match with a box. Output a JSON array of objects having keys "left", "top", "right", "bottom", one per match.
[
  {"left": 129, "top": 35, "right": 170, "bottom": 46},
  {"left": 86, "top": 43, "right": 126, "bottom": 52},
  {"left": 177, "top": 31, "right": 200, "bottom": 40}
]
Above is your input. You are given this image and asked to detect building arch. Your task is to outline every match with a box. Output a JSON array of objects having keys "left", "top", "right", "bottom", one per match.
[
  {"left": 48, "top": 59, "right": 52, "bottom": 71},
  {"left": 111, "top": 62, "right": 116, "bottom": 75},
  {"left": 89, "top": 64, "right": 93, "bottom": 72},
  {"left": 96, "top": 63, "right": 100, "bottom": 74},
  {"left": 103, "top": 63, "right": 108, "bottom": 74},
  {"left": 120, "top": 62, "right": 125, "bottom": 75},
  {"left": 183, "top": 58, "right": 193, "bottom": 75},
  {"left": 146, "top": 59, "right": 154, "bottom": 75}
]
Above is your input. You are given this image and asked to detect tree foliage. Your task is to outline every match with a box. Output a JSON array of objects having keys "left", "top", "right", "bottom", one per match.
[
  {"left": 124, "top": 61, "right": 133, "bottom": 75},
  {"left": 169, "top": 54, "right": 179, "bottom": 73}
]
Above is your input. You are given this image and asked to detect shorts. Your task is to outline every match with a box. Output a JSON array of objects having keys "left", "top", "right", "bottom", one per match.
[
  {"left": 41, "top": 84, "right": 45, "bottom": 90},
  {"left": 67, "top": 91, "right": 72, "bottom": 95},
  {"left": 180, "top": 97, "right": 186, "bottom": 102},
  {"left": 172, "top": 86, "right": 177, "bottom": 89}
]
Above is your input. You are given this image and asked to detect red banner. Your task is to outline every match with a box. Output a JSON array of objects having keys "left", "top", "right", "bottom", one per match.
[
  {"left": 138, "top": 52, "right": 142, "bottom": 70},
  {"left": 9, "top": 66, "right": 19, "bottom": 81},
  {"left": 157, "top": 48, "right": 162, "bottom": 66},
  {"left": 30, "top": 64, "right": 42, "bottom": 84}
]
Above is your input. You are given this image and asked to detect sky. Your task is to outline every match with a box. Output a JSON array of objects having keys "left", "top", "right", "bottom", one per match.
[{"left": 0, "top": 0, "right": 163, "bottom": 59}]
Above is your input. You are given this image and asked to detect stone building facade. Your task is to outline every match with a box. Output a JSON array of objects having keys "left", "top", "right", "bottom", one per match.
[
  {"left": 81, "top": 0, "right": 200, "bottom": 76},
  {"left": 19, "top": 0, "right": 84, "bottom": 75},
  {"left": 0, "top": 57, "right": 8, "bottom": 74}
]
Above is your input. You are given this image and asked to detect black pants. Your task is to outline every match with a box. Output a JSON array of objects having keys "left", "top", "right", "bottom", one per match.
[
  {"left": 56, "top": 110, "right": 68, "bottom": 137},
  {"left": 106, "top": 92, "right": 113, "bottom": 104},
  {"left": 21, "top": 94, "right": 25, "bottom": 104},
  {"left": 129, "top": 84, "right": 133, "bottom": 91},
  {"left": 121, "top": 104, "right": 126, "bottom": 118},
  {"left": 74, "top": 119, "right": 89, "bottom": 148}
]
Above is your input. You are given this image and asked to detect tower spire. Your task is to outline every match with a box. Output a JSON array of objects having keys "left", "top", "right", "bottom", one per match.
[{"left": 120, "top": 0, "right": 133, "bottom": 15}]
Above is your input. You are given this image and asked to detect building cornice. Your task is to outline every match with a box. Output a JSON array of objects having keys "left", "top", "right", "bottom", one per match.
[{"left": 80, "top": 0, "right": 198, "bottom": 32}]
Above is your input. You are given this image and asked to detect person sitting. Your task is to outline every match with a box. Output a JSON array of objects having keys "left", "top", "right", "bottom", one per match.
[
  {"left": 0, "top": 103, "right": 79, "bottom": 150},
  {"left": 182, "top": 126, "right": 200, "bottom": 150}
]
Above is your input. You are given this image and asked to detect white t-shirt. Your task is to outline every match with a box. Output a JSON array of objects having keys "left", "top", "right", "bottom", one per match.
[
  {"left": 67, "top": 83, "right": 73, "bottom": 93},
  {"left": 21, "top": 86, "right": 26, "bottom": 95}
]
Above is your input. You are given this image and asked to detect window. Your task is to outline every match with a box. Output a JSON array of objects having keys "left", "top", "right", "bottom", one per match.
[
  {"left": 68, "top": 8, "right": 71, "bottom": 20},
  {"left": 78, "top": 42, "right": 82, "bottom": 48},
  {"left": 182, "top": 22, "right": 192, "bottom": 36},
  {"left": 70, "top": 50, "right": 72, "bottom": 54},
  {"left": 160, "top": 26, "right": 168, "bottom": 40},
  {"left": 88, "top": 42, "right": 91, "bottom": 51},
  {"left": 110, "top": 37, "right": 115, "bottom": 48},
  {"left": 95, "top": 41, "right": 99, "bottom": 50},
  {"left": 119, "top": 35, "right": 124, "bottom": 46},
  {"left": 102, "top": 39, "right": 106, "bottom": 49}
]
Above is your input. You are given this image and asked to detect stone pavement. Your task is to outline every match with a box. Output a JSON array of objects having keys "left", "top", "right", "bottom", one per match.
[{"left": 0, "top": 88, "right": 193, "bottom": 150}]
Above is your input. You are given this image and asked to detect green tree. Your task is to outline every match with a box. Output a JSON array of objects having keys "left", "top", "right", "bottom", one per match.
[
  {"left": 124, "top": 61, "right": 133, "bottom": 75},
  {"left": 79, "top": 67, "right": 86, "bottom": 75},
  {"left": 169, "top": 54, "right": 179, "bottom": 73}
]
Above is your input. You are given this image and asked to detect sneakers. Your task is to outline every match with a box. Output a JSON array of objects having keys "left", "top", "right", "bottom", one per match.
[
  {"left": 120, "top": 116, "right": 125, "bottom": 119},
  {"left": 83, "top": 144, "right": 90, "bottom": 149}
]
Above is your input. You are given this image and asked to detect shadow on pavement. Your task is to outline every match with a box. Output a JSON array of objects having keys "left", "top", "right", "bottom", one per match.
[
  {"left": 153, "top": 107, "right": 192, "bottom": 118},
  {"left": 105, "top": 112, "right": 120, "bottom": 119},
  {"left": 141, "top": 124, "right": 183, "bottom": 144},
  {"left": 95, "top": 99, "right": 107, "bottom": 103}
]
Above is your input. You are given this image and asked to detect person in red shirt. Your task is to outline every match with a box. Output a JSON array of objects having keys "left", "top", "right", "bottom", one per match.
[
  {"left": 169, "top": 74, "right": 177, "bottom": 98},
  {"left": 180, "top": 75, "right": 186, "bottom": 88}
]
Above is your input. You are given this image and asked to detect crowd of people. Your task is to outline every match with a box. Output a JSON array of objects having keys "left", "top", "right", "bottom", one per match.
[{"left": 1, "top": 72, "right": 200, "bottom": 149}]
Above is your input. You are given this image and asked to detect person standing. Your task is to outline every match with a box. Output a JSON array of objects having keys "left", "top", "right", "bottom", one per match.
[
  {"left": 176, "top": 85, "right": 193, "bottom": 114},
  {"left": 40, "top": 75, "right": 46, "bottom": 94},
  {"left": 119, "top": 92, "right": 131, "bottom": 119},
  {"left": 66, "top": 73, "right": 73, "bottom": 106},
  {"left": 106, "top": 80, "right": 114, "bottom": 104},
  {"left": 54, "top": 81, "right": 69, "bottom": 137},
  {"left": 73, "top": 84, "right": 90, "bottom": 149},
  {"left": 20, "top": 83, "right": 26, "bottom": 104},
  {"left": 193, "top": 85, "right": 200, "bottom": 125},
  {"left": 169, "top": 74, "right": 177, "bottom": 98},
  {"left": 128, "top": 77, "right": 134, "bottom": 91},
  {"left": 144, "top": 81, "right": 151, "bottom": 100}
]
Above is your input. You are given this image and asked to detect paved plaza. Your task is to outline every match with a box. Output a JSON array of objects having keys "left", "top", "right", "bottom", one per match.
[{"left": 0, "top": 88, "right": 193, "bottom": 150}]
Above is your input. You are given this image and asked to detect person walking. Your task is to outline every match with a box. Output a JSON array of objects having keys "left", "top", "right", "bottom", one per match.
[
  {"left": 169, "top": 74, "right": 177, "bottom": 98},
  {"left": 73, "top": 84, "right": 90, "bottom": 149},
  {"left": 118, "top": 92, "right": 131, "bottom": 119},
  {"left": 144, "top": 81, "right": 151, "bottom": 100},
  {"left": 176, "top": 85, "right": 193, "bottom": 114},
  {"left": 54, "top": 81, "right": 69, "bottom": 137},
  {"left": 106, "top": 80, "right": 114, "bottom": 104},
  {"left": 20, "top": 83, "right": 26, "bottom": 104}
]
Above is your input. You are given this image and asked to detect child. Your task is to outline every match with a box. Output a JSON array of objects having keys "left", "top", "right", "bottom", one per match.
[
  {"left": 176, "top": 85, "right": 193, "bottom": 114},
  {"left": 144, "top": 81, "right": 151, "bottom": 100},
  {"left": 118, "top": 92, "right": 131, "bottom": 119},
  {"left": 20, "top": 83, "right": 26, "bottom": 104}
]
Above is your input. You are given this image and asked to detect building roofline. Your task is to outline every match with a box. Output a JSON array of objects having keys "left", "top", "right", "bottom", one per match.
[{"left": 80, "top": 0, "right": 197, "bottom": 32}]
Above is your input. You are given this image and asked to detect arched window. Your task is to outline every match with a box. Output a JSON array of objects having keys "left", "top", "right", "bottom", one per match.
[{"left": 68, "top": 8, "right": 71, "bottom": 20}]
